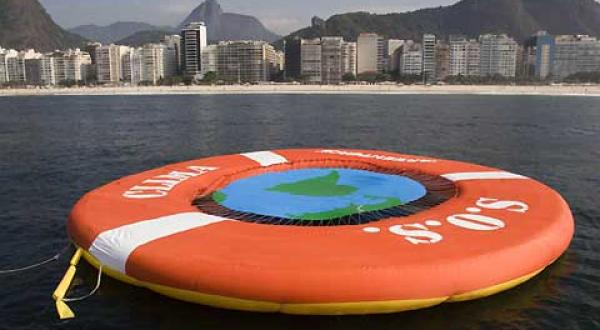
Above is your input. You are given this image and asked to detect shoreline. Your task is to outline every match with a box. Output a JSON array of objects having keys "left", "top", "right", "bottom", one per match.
[{"left": 2, "top": 84, "right": 600, "bottom": 97}]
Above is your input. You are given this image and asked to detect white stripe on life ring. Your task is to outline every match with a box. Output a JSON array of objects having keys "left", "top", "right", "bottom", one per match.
[
  {"left": 241, "top": 151, "right": 288, "bottom": 167},
  {"left": 88, "top": 212, "right": 230, "bottom": 273},
  {"left": 442, "top": 171, "right": 528, "bottom": 182}
]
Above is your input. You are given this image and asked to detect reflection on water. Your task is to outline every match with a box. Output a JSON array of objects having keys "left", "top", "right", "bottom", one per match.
[{"left": 0, "top": 94, "right": 598, "bottom": 329}]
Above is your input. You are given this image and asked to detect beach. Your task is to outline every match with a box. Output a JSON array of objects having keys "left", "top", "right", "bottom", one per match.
[{"left": 2, "top": 84, "right": 600, "bottom": 97}]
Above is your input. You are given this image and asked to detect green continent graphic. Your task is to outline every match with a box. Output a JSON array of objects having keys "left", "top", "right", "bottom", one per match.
[
  {"left": 212, "top": 191, "right": 228, "bottom": 203},
  {"left": 267, "top": 170, "right": 357, "bottom": 197},
  {"left": 291, "top": 198, "right": 403, "bottom": 220}
]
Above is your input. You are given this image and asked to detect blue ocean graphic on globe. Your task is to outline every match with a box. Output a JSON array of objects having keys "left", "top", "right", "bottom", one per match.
[{"left": 213, "top": 168, "right": 427, "bottom": 221}]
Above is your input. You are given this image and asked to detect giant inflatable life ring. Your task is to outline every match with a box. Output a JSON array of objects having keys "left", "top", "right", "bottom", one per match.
[{"left": 68, "top": 149, "right": 574, "bottom": 314}]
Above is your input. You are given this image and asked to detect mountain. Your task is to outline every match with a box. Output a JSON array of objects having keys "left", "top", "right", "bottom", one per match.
[
  {"left": 178, "top": 0, "right": 280, "bottom": 42},
  {"left": 69, "top": 22, "right": 173, "bottom": 44},
  {"left": 0, "top": 0, "right": 86, "bottom": 51},
  {"left": 115, "top": 30, "right": 174, "bottom": 47},
  {"left": 282, "top": 0, "right": 600, "bottom": 43}
]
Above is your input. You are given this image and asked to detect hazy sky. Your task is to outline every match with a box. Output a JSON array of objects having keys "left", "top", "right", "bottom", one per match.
[{"left": 40, "top": 0, "right": 455, "bottom": 34}]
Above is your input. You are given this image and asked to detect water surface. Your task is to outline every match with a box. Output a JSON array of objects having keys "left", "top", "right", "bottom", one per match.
[{"left": 0, "top": 94, "right": 598, "bottom": 329}]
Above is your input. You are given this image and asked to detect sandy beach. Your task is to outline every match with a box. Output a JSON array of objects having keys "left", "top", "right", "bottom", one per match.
[{"left": 1, "top": 84, "right": 600, "bottom": 97}]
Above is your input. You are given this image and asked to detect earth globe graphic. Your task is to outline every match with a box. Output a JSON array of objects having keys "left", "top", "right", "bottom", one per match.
[{"left": 213, "top": 168, "right": 427, "bottom": 222}]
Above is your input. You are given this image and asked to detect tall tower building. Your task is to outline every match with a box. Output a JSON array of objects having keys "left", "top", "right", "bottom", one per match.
[
  {"left": 284, "top": 38, "right": 302, "bottom": 80},
  {"left": 422, "top": 34, "right": 437, "bottom": 83},
  {"left": 300, "top": 38, "right": 322, "bottom": 83},
  {"left": 5, "top": 49, "right": 40, "bottom": 83},
  {"left": 63, "top": 49, "right": 92, "bottom": 83},
  {"left": 84, "top": 42, "right": 102, "bottom": 82},
  {"left": 5, "top": 51, "right": 25, "bottom": 83},
  {"left": 180, "top": 22, "right": 207, "bottom": 79},
  {"left": 449, "top": 36, "right": 481, "bottom": 77},
  {"left": 321, "top": 37, "right": 343, "bottom": 84},
  {"left": 201, "top": 44, "right": 218, "bottom": 76},
  {"left": 25, "top": 57, "right": 43, "bottom": 85},
  {"left": 387, "top": 39, "right": 405, "bottom": 72},
  {"left": 96, "top": 45, "right": 130, "bottom": 84},
  {"left": 466, "top": 40, "right": 481, "bottom": 76},
  {"left": 479, "top": 34, "right": 518, "bottom": 78},
  {"left": 435, "top": 41, "right": 450, "bottom": 81},
  {"left": 357, "top": 33, "right": 385, "bottom": 74},
  {"left": 399, "top": 41, "right": 423, "bottom": 76},
  {"left": 39, "top": 55, "right": 56, "bottom": 85},
  {"left": 552, "top": 34, "right": 600, "bottom": 80},
  {"left": 161, "top": 35, "right": 182, "bottom": 74},
  {"left": 85, "top": 42, "right": 102, "bottom": 65},
  {"left": 341, "top": 41, "right": 357, "bottom": 77},
  {"left": 216, "top": 41, "right": 275, "bottom": 83},
  {"left": 0, "top": 48, "right": 8, "bottom": 84}
]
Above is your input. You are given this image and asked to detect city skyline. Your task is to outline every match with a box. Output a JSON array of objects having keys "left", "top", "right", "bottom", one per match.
[
  {"left": 5, "top": 28, "right": 599, "bottom": 87},
  {"left": 40, "top": 0, "right": 455, "bottom": 35}
]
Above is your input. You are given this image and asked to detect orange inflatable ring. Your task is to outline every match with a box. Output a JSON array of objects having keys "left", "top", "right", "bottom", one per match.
[{"left": 68, "top": 149, "right": 574, "bottom": 315}]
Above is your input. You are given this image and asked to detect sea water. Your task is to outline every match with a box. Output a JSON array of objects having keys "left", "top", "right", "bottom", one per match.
[{"left": 0, "top": 94, "right": 598, "bottom": 329}]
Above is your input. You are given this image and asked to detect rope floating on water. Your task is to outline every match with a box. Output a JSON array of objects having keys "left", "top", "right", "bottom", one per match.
[
  {"left": 0, "top": 244, "right": 71, "bottom": 274},
  {"left": 63, "top": 265, "right": 103, "bottom": 303}
]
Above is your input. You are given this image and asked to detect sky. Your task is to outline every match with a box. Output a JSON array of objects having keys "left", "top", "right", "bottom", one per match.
[{"left": 39, "top": 0, "right": 455, "bottom": 34}]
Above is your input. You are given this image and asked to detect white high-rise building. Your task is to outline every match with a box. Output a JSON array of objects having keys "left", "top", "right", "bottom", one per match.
[
  {"left": 450, "top": 38, "right": 468, "bottom": 76},
  {"left": 273, "top": 50, "right": 285, "bottom": 73},
  {"left": 128, "top": 49, "right": 142, "bottom": 85},
  {"left": 553, "top": 35, "right": 600, "bottom": 79},
  {"left": 181, "top": 22, "right": 207, "bottom": 79},
  {"left": 120, "top": 47, "right": 134, "bottom": 83},
  {"left": 201, "top": 44, "right": 218, "bottom": 76},
  {"left": 357, "top": 33, "right": 385, "bottom": 74},
  {"left": 300, "top": 38, "right": 322, "bottom": 83},
  {"left": 96, "top": 45, "right": 131, "bottom": 84},
  {"left": 321, "top": 37, "right": 343, "bottom": 84},
  {"left": 479, "top": 34, "right": 518, "bottom": 78},
  {"left": 51, "top": 51, "right": 67, "bottom": 83},
  {"left": 466, "top": 41, "right": 481, "bottom": 76},
  {"left": 400, "top": 41, "right": 423, "bottom": 76},
  {"left": 422, "top": 34, "right": 437, "bottom": 82},
  {"left": 126, "top": 44, "right": 169, "bottom": 85},
  {"left": 216, "top": 41, "right": 277, "bottom": 83},
  {"left": 39, "top": 56, "right": 56, "bottom": 85},
  {"left": 5, "top": 50, "right": 24, "bottom": 83},
  {"left": 0, "top": 47, "right": 9, "bottom": 84},
  {"left": 449, "top": 37, "right": 481, "bottom": 76},
  {"left": 297, "top": 37, "right": 356, "bottom": 84},
  {"left": 342, "top": 41, "right": 357, "bottom": 77},
  {"left": 64, "top": 49, "right": 92, "bottom": 83},
  {"left": 5, "top": 49, "right": 39, "bottom": 83},
  {"left": 5, "top": 51, "right": 24, "bottom": 83},
  {"left": 142, "top": 44, "right": 167, "bottom": 84}
]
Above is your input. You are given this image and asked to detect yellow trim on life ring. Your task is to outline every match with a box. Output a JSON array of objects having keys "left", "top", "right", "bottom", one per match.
[{"left": 80, "top": 248, "right": 547, "bottom": 315}]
